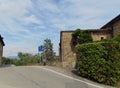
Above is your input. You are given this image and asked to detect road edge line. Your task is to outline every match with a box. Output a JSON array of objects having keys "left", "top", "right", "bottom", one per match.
[{"left": 38, "top": 66, "right": 103, "bottom": 88}]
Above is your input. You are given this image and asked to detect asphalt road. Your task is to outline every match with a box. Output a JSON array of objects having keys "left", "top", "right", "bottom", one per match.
[{"left": 0, "top": 66, "right": 113, "bottom": 88}]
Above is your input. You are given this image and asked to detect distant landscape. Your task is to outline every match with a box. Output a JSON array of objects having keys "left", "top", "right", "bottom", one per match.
[{"left": 8, "top": 56, "right": 19, "bottom": 59}]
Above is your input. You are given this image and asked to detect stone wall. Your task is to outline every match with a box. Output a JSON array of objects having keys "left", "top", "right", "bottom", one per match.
[
  {"left": 113, "top": 20, "right": 120, "bottom": 37},
  {"left": 0, "top": 41, "right": 3, "bottom": 66},
  {"left": 60, "top": 31, "right": 76, "bottom": 69},
  {"left": 91, "top": 31, "right": 111, "bottom": 41}
]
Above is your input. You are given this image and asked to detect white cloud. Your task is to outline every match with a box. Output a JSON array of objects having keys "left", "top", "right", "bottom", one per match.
[
  {"left": 1, "top": 0, "right": 120, "bottom": 57},
  {"left": 0, "top": 0, "right": 32, "bottom": 16},
  {"left": 22, "top": 15, "right": 42, "bottom": 24},
  {"left": 33, "top": 0, "right": 60, "bottom": 13},
  {"left": 0, "top": 0, "right": 33, "bottom": 34}
]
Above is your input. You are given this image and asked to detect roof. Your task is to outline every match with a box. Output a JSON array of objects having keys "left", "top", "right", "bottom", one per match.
[
  {"left": 86, "top": 29, "right": 111, "bottom": 32},
  {"left": 0, "top": 35, "right": 5, "bottom": 46},
  {"left": 60, "top": 30, "right": 74, "bottom": 33},
  {"left": 60, "top": 29, "right": 109, "bottom": 33},
  {"left": 101, "top": 14, "right": 120, "bottom": 29}
]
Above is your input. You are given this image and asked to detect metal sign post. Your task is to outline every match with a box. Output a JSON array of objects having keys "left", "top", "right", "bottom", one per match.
[
  {"left": 38, "top": 45, "right": 47, "bottom": 66},
  {"left": 38, "top": 45, "right": 43, "bottom": 64},
  {"left": 43, "top": 48, "right": 46, "bottom": 66}
]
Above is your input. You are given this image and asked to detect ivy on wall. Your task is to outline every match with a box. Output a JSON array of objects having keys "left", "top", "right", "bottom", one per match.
[{"left": 72, "top": 29, "right": 93, "bottom": 46}]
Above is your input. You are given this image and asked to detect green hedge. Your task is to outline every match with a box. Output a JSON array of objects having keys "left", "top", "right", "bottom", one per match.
[
  {"left": 75, "top": 42, "right": 120, "bottom": 86},
  {"left": 112, "top": 34, "right": 120, "bottom": 42}
]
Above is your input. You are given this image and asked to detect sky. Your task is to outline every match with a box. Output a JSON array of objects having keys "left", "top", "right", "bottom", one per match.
[{"left": 0, "top": 0, "right": 120, "bottom": 57}]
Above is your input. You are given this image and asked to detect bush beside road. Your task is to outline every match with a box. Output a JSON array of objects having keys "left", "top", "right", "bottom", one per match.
[{"left": 75, "top": 41, "right": 120, "bottom": 86}]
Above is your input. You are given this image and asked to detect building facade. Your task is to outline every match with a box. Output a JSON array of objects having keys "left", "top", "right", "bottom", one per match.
[
  {"left": 0, "top": 35, "right": 5, "bottom": 66},
  {"left": 60, "top": 14, "right": 120, "bottom": 69},
  {"left": 101, "top": 14, "right": 120, "bottom": 37},
  {"left": 60, "top": 31, "right": 75, "bottom": 68}
]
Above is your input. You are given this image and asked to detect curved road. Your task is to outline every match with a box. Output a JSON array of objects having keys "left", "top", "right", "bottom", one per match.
[{"left": 0, "top": 66, "right": 113, "bottom": 88}]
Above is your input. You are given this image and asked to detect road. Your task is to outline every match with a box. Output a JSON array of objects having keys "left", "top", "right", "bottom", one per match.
[{"left": 0, "top": 66, "right": 113, "bottom": 88}]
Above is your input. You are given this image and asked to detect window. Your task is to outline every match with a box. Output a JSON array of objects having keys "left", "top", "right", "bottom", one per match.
[{"left": 101, "top": 37, "right": 104, "bottom": 40}]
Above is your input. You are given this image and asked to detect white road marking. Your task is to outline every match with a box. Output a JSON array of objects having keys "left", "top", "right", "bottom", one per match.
[{"left": 38, "top": 66, "right": 103, "bottom": 88}]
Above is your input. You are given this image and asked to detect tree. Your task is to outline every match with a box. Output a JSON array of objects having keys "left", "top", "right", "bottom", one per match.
[
  {"left": 43, "top": 38, "right": 53, "bottom": 61},
  {"left": 2, "top": 57, "right": 12, "bottom": 65},
  {"left": 17, "top": 52, "right": 39, "bottom": 65}
]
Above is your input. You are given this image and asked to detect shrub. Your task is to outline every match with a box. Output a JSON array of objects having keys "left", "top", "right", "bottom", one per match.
[
  {"left": 75, "top": 42, "right": 120, "bottom": 86},
  {"left": 2, "top": 57, "right": 12, "bottom": 64},
  {"left": 112, "top": 34, "right": 120, "bottom": 42}
]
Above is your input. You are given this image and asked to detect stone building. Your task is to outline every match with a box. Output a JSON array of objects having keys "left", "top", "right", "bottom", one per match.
[
  {"left": 101, "top": 14, "right": 120, "bottom": 37},
  {"left": 0, "top": 35, "right": 5, "bottom": 66},
  {"left": 60, "top": 14, "right": 120, "bottom": 69}
]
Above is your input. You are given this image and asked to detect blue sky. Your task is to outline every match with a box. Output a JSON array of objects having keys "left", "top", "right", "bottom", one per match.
[{"left": 0, "top": 0, "right": 120, "bottom": 57}]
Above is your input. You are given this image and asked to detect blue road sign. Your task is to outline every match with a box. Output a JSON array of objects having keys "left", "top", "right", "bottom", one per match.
[{"left": 38, "top": 45, "right": 43, "bottom": 52}]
